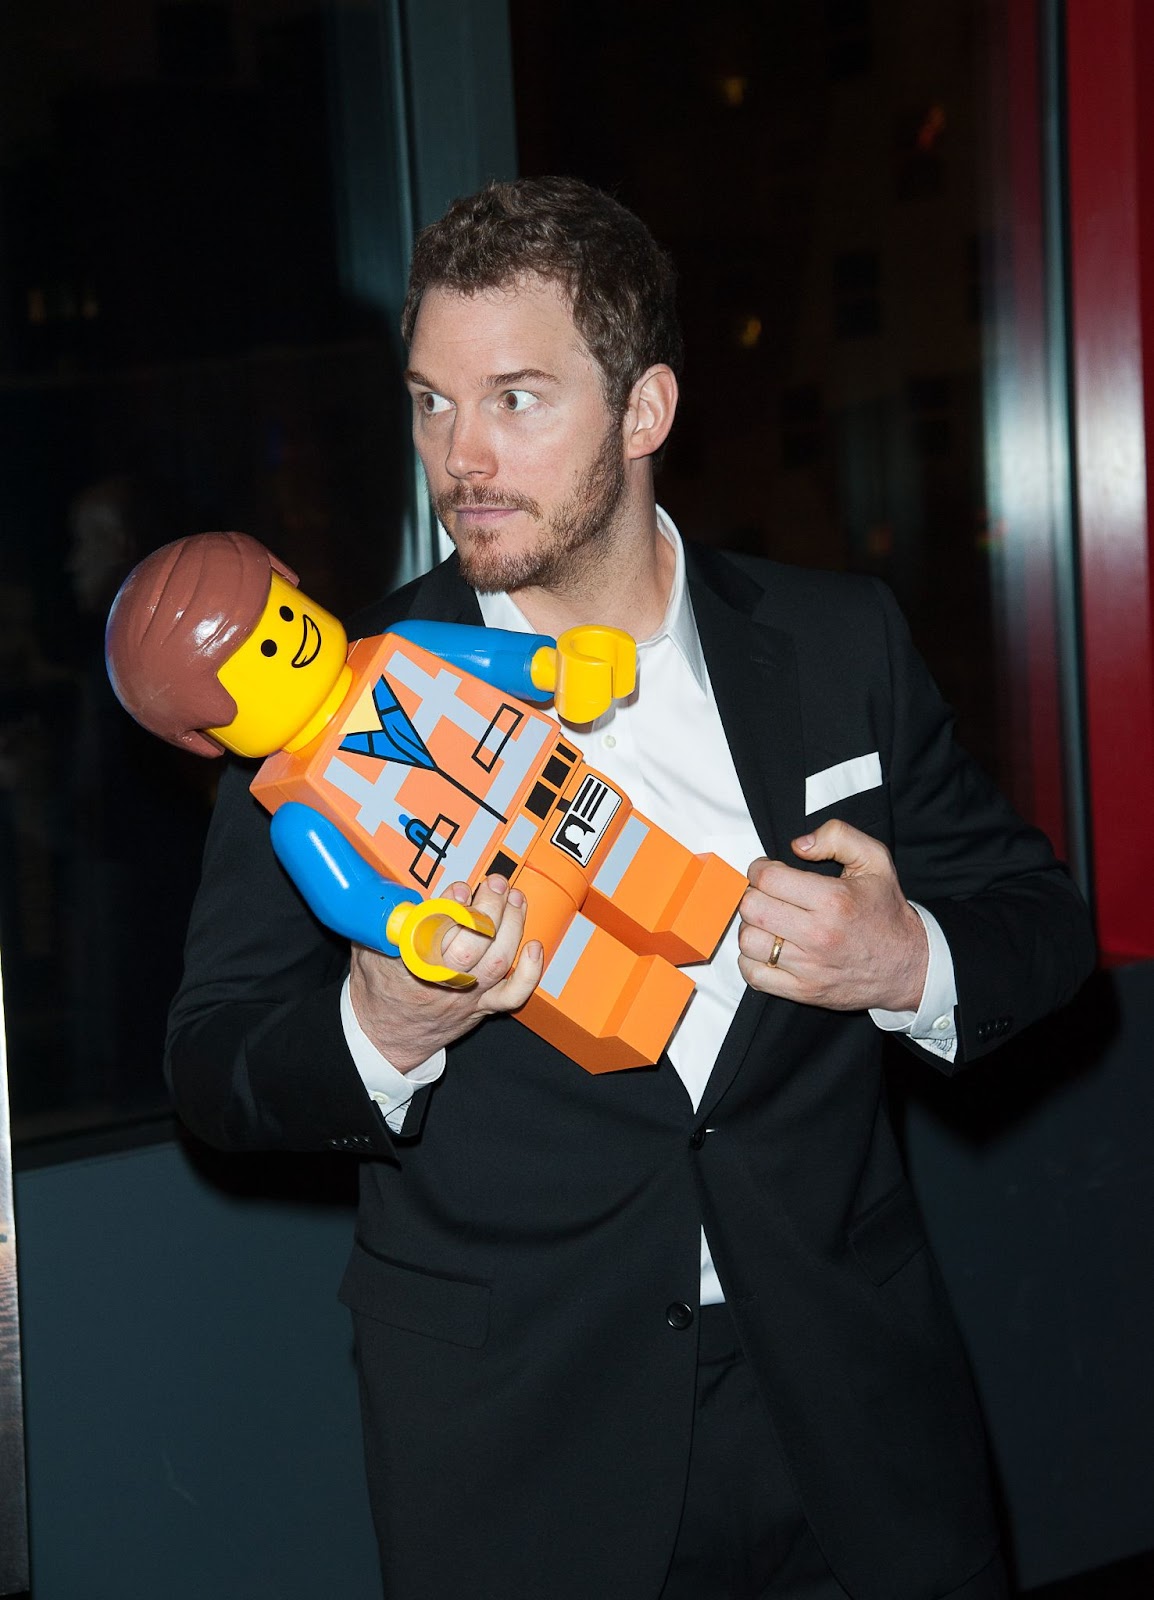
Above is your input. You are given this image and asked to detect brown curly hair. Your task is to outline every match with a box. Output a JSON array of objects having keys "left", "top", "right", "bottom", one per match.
[{"left": 401, "top": 176, "right": 683, "bottom": 419}]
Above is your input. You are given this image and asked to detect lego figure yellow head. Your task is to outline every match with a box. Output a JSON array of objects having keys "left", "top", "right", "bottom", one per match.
[{"left": 105, "top": 532, "right": 351, "bottom": 758}]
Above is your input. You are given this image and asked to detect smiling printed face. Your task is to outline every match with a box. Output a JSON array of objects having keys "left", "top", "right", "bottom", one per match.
[{"left": 208, "top": 571, "right": 349, "bottom": 757}]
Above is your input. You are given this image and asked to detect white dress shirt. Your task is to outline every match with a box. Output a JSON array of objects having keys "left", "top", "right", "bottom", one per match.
[{"left": 341, "top": 510, "right": 959, "bottom": 1302}]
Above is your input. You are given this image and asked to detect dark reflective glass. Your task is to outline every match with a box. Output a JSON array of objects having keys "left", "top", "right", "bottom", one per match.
[
  {"left": 1, "top": 0, "right": 411, "bottom": 1140},
  {"left": 510, "top": 0, "right": 1060, "bottom": 812}
]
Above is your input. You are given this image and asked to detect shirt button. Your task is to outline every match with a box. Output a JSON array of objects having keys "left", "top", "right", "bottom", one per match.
[
  {"left": 666, "top": 1302, "right": 694, "bottom": 1330},
  {"left": 933, "top": 1015, "right": 952, "bottom": 1032},
  {"left": 602, "top": 733, "right": 617, "bottom": 749}
]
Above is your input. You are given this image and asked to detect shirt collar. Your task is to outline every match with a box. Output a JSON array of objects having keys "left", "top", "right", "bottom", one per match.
[{"left": 474, "top": 505, "right": 709, "bottom": 694}]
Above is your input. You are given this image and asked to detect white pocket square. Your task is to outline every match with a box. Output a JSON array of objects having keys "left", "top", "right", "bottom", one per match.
[{"left": 805, "top": 752, "right": 882, "bottom": 815}]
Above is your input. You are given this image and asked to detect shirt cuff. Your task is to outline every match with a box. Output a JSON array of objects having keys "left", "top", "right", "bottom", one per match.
[
  {"left": 868, "top": 902, "right": 958, "bottom": 1064},
  {"left": 340, "top": 976, "right": 447, "bottom": 1133}
]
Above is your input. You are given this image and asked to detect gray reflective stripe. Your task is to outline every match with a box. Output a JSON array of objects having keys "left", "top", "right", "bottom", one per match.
[
  {"left": 592, "top": 814, "right": 648, "bottom": 897},
  {"left": 538, "top": 914, "right": 596, "bottom": 998},
  {"left": 504, "top": 812, "right": 538, "bottom": 858},
  {"left": 388, "top": 647, "right": 553, "bottom": 813}
]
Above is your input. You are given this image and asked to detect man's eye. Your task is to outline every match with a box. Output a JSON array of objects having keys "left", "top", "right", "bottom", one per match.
[
  {"left": 418, "top": 392, "right": 451, "bottom": 415},
  {"left": 499, "top": 389, "right": 536, "bottom": 412}
]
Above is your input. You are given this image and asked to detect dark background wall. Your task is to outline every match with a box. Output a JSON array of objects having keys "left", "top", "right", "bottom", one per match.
[
  {"left": 15, "top": 1141, "right": 378, "bottom": 1599},
  {"left": 900, "top": 963, "right": 1154, "bottom": 1590}
]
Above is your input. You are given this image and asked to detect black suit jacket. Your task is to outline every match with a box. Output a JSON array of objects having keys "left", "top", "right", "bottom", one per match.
[{"left": 167, "top": 545, "right": 1095, "bottom": 1600}]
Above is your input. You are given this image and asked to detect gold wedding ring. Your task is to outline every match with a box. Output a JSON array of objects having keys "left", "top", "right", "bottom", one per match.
[{"left": 767, "top": 933, "right": 785, "bottom": 968}]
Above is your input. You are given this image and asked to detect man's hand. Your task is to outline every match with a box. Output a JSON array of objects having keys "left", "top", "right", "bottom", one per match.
[
  {"left": 737, "top": 820, "right": 928, "bottom": 1013},
  {"left": 349, "top": 874, "right": 543, "bottom": 1072}
]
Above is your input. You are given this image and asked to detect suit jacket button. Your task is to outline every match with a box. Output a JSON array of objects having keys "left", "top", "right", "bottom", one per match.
[
  {"left": 689, "top": 1128, "right": 706, "bottom": 1150},
  {"left": 666, "top": 1302, "right": 694, "bottom": 1330}
]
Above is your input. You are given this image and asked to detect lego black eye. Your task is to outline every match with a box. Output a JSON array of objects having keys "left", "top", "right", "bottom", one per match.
[
  {"left": 279, "top": 605, "right": 294, "bottom": 621},
  {"left": 261, "top": 639, "right": 277, "bottom": 657}
]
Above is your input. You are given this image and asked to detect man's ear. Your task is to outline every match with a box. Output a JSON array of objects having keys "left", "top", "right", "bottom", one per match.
[{"left": 623, "top": 365, "right": 678, "bottom": 460}]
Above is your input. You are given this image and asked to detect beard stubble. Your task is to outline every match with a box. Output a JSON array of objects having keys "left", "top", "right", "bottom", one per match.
[{"left": 434, "top": 423, "right": 627, "bottom": 595}]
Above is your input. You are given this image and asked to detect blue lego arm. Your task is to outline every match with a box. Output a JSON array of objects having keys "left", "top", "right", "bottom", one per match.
[
  {"left": 269, "top": 802, "right": 413, "bottom": 956},
  {"left": 390, "top": 619, "right": 637, "bottom": 723},
  {"left": 390, "top": 621, "right": 553, "bottom": 702},
  {"left": 268, "top": 803, "right": 496, "bottom": 986}
]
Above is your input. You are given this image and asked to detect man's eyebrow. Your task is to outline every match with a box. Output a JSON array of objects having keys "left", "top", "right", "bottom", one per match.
[
  {"left": 485, "top": 368, "right": 559, "bottom": 388},
  {"left": 403, "top": 367, "right": 559, "bottom": 391}
]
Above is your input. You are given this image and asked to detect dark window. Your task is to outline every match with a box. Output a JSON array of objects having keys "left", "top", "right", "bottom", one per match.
[
  {"left": 780, "top": 386, "right": 827, "bottom": 469},
  {"left": 907, "top": 375, "right": 955, "bottom": 458},
  {"left": 0, "top": 0, "right": 412, "bottom": 1141},
  {"left": 510, "top": 0, "right": 1038, "bottom": 799},
  {"left": 894, "top": 106, "right": 948, "bottom": 201},
  {"left": 824, "top": 0, "right": 873, "bottom": 80},
  {"left": 834, "top": 252, "right": 882, "bottom": 338}
]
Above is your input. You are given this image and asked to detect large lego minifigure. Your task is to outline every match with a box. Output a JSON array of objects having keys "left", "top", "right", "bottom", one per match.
[{"left": 106, "top": 532, "right": 746, "bottom": 1073}]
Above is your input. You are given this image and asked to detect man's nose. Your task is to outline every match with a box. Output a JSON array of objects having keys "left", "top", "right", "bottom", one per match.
[{"left": 446, "top": 409, "right": 497, "bottom": 480}]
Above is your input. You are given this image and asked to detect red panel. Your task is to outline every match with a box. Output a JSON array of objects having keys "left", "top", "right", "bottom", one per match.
[
  {"left": 1002, "top": 0, "right": 1067, "bottom": 858},
  {"left": 1065, "top": 0, "right": 1154, "bottom": 960}
]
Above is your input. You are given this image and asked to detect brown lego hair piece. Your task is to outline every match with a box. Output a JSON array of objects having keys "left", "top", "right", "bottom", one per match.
[{"left": 104, "top": 531, "right": 298, "bottom": 756}]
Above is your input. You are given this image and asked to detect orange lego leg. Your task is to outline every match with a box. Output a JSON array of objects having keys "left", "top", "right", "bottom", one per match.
[
  {"left": 512, "top": 863, "right": 694, "bottom": 1074},
  {"left": 582, "top": 812, "right": 747, "bottom": 966}
]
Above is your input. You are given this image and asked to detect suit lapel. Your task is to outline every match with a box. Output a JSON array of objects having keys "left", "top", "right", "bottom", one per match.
[
  {"left": 685, "top": 547, "right": 807, "bottom": 1116},
  {"left": 405, "top": 554, "right": 483, "bottom": 624},
  {"left": 686, "top": 546, "right": 804, "bottom": 869},
  {"left": 347, "top": 552, "right": 481, "bottom": 640}
]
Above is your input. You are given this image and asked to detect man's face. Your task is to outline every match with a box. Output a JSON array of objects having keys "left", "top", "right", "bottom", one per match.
[{"left": 405, "top": 277, "right": 627, "bottom": 594}]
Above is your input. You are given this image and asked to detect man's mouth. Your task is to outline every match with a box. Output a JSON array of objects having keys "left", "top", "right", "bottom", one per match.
[
  {"left": 453, "top": 506, "right": 521, "bottom": 525},
  {"left": 436, "top": 488, "right": 543, "bottom": 523},
  {"left": 292, "top": 615, "right": 322, "bottom": 668}
]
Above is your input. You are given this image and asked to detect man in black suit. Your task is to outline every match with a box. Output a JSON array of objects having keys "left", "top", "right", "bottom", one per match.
[{"left": 167, "top": 178, "right": 1095, "bottom": 1599}]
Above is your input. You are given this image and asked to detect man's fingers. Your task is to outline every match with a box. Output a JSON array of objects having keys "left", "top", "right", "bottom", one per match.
[
  {"left": 744, "top": 861, "right": 805, "bottom": 921},
  {"left": 468, "top": 885, "right": 530, "bottom": 986},
  {"left": 745, "top": 822, "right": 896, "bottom": 922},
  {"left": 741, "top": 861, "right": 825, "bottom": 927},
  {"left": 482, "top": 936, "right": 544, "bottom": 1013},
  {"left": 738, "top": 917, "right": 799, "bottom": 966},
  {"left": 346, "top": 878, "right": 543, "bottom": 1062},
  {"left": 737, "top": 950, "right": 802, "bottom": 995},
  {"left": 791, "top": 818, "right": 889, "bottom": 876},
  {"left": 739, "top": 820, "right": 927, "bottom": 1012},
  {"left": 439, "top": 875, "right": 514, "bottom": 971}
]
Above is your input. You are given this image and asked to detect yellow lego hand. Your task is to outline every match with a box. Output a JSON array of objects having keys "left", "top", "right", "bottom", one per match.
[
  {"left": 530, "top": 626, "right": 637, "bottom": 722},
  {"left": 384, "top": 898, "right": 497, "bottom": 988}
]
